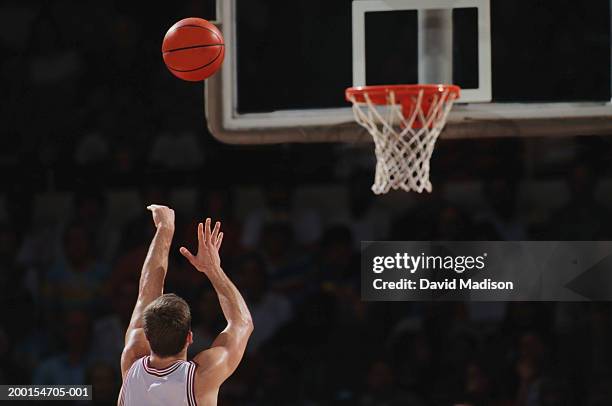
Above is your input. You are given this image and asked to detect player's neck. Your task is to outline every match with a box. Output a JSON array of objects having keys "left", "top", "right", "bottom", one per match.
[{"left": 148, "top": 352, "right": 186, "bottom": 369}]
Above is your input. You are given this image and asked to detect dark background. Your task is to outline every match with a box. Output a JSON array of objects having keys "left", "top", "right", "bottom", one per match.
[
  {"left": 237, "top": 0, "right": 610, "bottom": 112},
  {"left": 2, "top": 1, "right": 612, "bottom": 405}
]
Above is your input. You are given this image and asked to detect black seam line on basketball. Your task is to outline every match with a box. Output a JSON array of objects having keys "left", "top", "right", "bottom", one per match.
[
  {"left": 167, "top": 48, "right": 223, "bottom": 72},
  {"left": 164, "top": 44, "right": 224, "bottom": 53}
]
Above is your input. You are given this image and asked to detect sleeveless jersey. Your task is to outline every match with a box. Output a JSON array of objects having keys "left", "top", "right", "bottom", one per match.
[{"left": 119, "top": 356, "right": 197, "bottom": 406}]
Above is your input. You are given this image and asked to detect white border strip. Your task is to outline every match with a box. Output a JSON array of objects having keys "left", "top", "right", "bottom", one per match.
[{"left": 451, "top": 102, "right": 612, "bottom": 121}]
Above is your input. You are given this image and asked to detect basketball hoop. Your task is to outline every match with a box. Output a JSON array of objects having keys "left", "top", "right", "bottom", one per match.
[{"left": 346, "top": 84, "right": 460, "bottom": 194}]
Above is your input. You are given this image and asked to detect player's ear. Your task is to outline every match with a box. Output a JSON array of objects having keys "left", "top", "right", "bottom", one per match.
[{"left": 187, "top": 330, "right": 193, "bottom": 346}]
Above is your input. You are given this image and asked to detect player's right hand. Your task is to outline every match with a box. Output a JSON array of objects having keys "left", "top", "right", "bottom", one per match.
[
  {"left": 147, "top": 204, "right": 175, "bottom": 232},
  {"left": 179, "top": 218, "right": 223, "bottom": 274}
]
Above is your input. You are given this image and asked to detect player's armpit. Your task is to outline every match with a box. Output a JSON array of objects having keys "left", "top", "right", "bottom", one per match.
[
  {"left": 192, "top": 323, "right": 253, "bottom": 388},
  {"left": 121, "top": 328, "right": 151, "bottom": 380}
]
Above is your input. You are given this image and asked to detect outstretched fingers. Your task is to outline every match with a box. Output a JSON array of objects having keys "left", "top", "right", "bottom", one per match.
[
  {"left": 194, "top": 218, "right": 223, "bottom": 253},
  {"left": 179, "top": 246, "right": 195, "bottom": 264},
  {"left": 211, "top": 221, "right": 221, "bottom": 244},
  {"left": 204, "top": 218, "right": 212, "bottom": 244},
  {"left": 215, "top": 232, "right": 224, "bottom": 249},
  {"left": 197, "top": 222, "right": 204, "bottom": 247}
]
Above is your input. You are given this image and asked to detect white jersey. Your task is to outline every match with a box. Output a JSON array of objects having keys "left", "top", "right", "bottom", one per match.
[{"left": 119, "top": 356, "right": 197, "bottom": 406}]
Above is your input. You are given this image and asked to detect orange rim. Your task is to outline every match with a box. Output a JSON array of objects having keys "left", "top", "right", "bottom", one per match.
[
  {"left": 346, "top": 84, "right": 460, "bottom": 129},
  {"left": 345, "top": 84, "right": 460, "bottom": 105}
]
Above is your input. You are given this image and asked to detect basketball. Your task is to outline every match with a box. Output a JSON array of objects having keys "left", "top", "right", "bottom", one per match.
[{"left": 162, "top": 17, "right": 225, "bottom": 82}]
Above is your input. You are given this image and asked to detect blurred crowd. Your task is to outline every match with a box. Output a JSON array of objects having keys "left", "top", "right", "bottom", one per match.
[
  {"left": 3, "top": 171, "right": 612, "bottom": 406},
  {"left": 3, "top": 1, "right": 612, "bottom": 406}
]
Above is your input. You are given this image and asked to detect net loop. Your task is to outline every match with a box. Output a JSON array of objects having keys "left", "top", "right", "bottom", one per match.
[{"left": 346, "top": 85, "right": 459, "bottom": 194}]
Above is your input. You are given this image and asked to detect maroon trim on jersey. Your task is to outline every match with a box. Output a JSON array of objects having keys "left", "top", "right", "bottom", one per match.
[
  {"left": 186, "top": 362, "right": 197, "bottom": 406},
  {"left": 142, "top": 356, "right": 183, "bottom": 377}
]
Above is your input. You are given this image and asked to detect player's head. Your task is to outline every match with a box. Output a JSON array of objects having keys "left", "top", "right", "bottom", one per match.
[{"left": 143, "top": 294, "right": 193, "bottom": 357}]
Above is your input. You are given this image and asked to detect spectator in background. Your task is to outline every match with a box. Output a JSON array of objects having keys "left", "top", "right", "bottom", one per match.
[
  {"left": 6, "top": 293, "right": 49, "bottom": 383},
  {"left": 391, "top": 190, "right": 447, "bottom": 240},
  {"left": 42, "top": 222, "right": 110, "bottom": 318},
  {"left": 387, "top": 331, "right": 435, "bottom": 398},
  {"left": 317, "top": 225, "right": 363, "bottom": 329},
  {"left": 317, "top": 225, "right": 356, "bottom": 286},
  {"left": 462, "top": 360, "right": 494, "bottom": 406},
  {"left": 563, "top": 303, "right": 612, "bottom": 380},
  {"left": 92, "top": 280, "right": 139, "bottom": 365},
  {"left": 435, "top": 203, "right": 474, "bottom": 240},
  {"left": 538, "top": 376, "right": 572, "bottom": 406},
  {"left": 0, "top": 223, "right": 31, "bottom": 300},
  {"left": 341, "top": 169, "right": 390, "bottom": 246},
  {"left": 72, "top": 188, "right": 120, "bottom": 262},
  {"left": 260, "top": 222, "right": 295, "bottom": 273},
  {"left": 242, "top": 180, "right": 322, "bottom": 249},
  {"left": 252, "top": 356, "right": 299, "bottom": 405},
  {"left": 33, "top": 311, "right": 93, "bottom": 385},
  {"left": 501, "top": 303, "right": 553, "bottom": 338},
  {"left": 548, "top": 161, "right": 612, "bottom": 239},
  {"left": 0, "top": 323, "right": 29, "bottom": 385},
  {"left": 587, "top": 376, "right": 612, "bottom": 406},
  {"left": 3, "top": 180, "right": 34, "bottom": 238},
  {"left": 74, "top": 126, "right": 110, "bottom": 167},
  {"left": 16, "top": 211, "right": 60, "bottom": 271},
  {"left": 258, "top": 221, "right": 316, "bottom": 302},
  {"left": 359, "top": 359, "right": 416, "bottom": 406},
  {"left": 148, "top": 112, "right": 204, "bottom": 170},
  {"left": 110, "top": 183, "right": 170, "bottom": 292},
  {"left": 233, "top": 253, "right": 292, "bottom": 353},
  {"left": 513, "top": 331, "right": 554, "bottom": 406},
  {"left": 23, "top": 5, "right": 81, "bottom": 166},
  {"left": 0, "top": 328, "right": 10, "bottom": 383},
  {"left": 515, "top": 353, "right": 542, "bottom": 406},
  {"left": 26, "top": 8, "right": 81, "bottom": 86},
  {"left": 109, "top": 214, "right": 151, "bottom": 295},
  {"left": 476, "top": 178, "right": 527, "bottom": 240},
  {"left": 86, "top": 362, "right": 120, "bottom": 406},
  {"left": 188, "top": 286, "right": 223, "bottom": 358}
]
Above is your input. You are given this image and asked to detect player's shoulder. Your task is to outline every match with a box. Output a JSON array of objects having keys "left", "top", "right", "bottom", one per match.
[
  {"left": 191, "top": 358, "right": 224, "bottom": 403},
  {"left": 192, "top": 346, "right": 228, "bottom": 369},
  {"left": 123, "top": 355, "right": 146, "bottom": 380},
  {"left": 192, "top": 347, "right": 232, "bottom": 388}
]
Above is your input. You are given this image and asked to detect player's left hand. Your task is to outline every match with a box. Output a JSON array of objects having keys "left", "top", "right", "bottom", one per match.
[{"left": 179, "top": 218, "right": 223, "bottom": 274}]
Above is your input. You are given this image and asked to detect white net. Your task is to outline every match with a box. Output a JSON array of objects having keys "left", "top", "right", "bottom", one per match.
[{"left": 349, "top": 87, "right": 458, "bottom": 194}]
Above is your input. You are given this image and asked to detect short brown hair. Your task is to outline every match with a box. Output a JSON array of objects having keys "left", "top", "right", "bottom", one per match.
[{"left": 143, "top": 294, "right": 191, "bottom": 357}]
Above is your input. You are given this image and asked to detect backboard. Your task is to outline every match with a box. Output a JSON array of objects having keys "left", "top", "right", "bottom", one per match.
[{"left": 205, "top": 0, "right": 612, "bottom": 144}]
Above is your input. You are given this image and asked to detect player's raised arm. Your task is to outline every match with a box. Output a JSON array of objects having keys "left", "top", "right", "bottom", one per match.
[
  {"left": 180, "top": 218, "right": 253, "bottom": 392},
  {"left": 120, "top": 205, "right": 175, "bottom": 379}
]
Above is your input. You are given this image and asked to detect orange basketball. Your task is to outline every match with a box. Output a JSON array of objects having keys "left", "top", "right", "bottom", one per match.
[{"left": 162, "top": 18, "right": 225, "bottom": 82}]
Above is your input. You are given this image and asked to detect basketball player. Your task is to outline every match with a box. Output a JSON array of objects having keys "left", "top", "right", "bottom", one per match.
[{"left": 119, "top": 205, "right": 253, "bottom": 405}]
